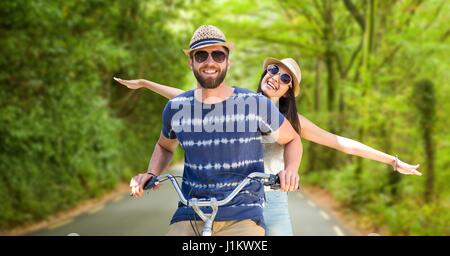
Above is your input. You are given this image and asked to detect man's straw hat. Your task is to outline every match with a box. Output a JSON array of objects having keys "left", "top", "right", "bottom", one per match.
[{"left": 183, "top": 25, "right": 234, "bottom": 56}]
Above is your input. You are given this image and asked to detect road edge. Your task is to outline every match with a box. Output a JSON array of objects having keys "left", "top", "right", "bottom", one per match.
[{"left": 302, "top": 185, "right": 390, "bottom": 236}]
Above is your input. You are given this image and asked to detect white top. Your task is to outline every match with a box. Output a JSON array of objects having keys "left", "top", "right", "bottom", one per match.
[
  {"left": 262, "top": 100, "right": 285, "bottom": 192},
  {"left": 262, "top": 135, "right": 285, "bottom": 192}
]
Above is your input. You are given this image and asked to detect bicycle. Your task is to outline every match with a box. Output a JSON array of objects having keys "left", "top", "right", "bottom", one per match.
[{"left": 142, "top": 172, "right": 281, "bottom": 236}]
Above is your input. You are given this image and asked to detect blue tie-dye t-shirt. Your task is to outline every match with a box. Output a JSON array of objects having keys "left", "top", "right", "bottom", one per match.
[{"left": 161, "top": 86, "right": 285, "bottom": 228}]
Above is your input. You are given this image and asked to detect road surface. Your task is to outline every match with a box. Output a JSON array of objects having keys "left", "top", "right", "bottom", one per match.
[{"left": 28, "top": 164, "right": 350, "bottom": 236}]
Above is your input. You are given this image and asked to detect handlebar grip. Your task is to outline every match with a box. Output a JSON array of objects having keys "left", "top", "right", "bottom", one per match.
[
  {"left": 264, "top": 174, "right": 281, "bottom": 190},
  {"left": 143, "top": 175, "right": 159, "bottom": 190},
  {"left": 270, "top": 175, "right": 281, "bottom": 190}
]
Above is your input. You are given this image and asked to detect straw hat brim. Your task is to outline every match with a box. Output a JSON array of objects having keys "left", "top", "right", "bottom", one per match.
[
  {"left": 263, "top": 57, "right": 300, "bottom": 97},
  {"left": 183, "top": 42, "right": 234, "bottom": 56}
]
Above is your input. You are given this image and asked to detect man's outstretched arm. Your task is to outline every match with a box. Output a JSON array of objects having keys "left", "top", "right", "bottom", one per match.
[{"left": 130, "top": 132, "right": 178, "bottom": 197}]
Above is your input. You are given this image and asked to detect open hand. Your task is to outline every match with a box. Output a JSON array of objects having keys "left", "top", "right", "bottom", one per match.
[
  {"left": 395, "top": 159, "right": 422, "bottom": 176},
  {"left": 113, "top": 77, "right": 145, "bottom": 90}
]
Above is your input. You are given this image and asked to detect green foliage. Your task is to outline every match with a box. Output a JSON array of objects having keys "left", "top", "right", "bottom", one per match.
[
  {"left": 303, "top": 163, "right": 450, "bottom": 235},
  {"left": 0, "top": 0, "right": 188, "bottom": 229},
  {"left": 1, "top": 0, "right": 448, "bottom": 235}
]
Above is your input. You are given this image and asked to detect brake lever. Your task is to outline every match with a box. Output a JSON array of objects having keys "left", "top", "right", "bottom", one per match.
[{"left": 264, "top": 174, "right": 281, "bottom": 190}]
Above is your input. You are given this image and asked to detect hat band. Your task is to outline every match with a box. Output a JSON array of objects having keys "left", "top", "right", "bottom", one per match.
[{"left": 189, "top": 38, "right": 226, "bottom": 49}]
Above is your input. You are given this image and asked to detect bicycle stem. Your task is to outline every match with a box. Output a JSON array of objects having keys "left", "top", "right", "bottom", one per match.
[{"left": 143, "top": 172, "right": 278, "bottom": 236}]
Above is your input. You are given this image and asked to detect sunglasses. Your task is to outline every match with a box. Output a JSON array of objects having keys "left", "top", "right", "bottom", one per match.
[
  {"left": 266, "top": 64, "right": 292, "bottom": 86},
  {"left": 193, "top": 50, "right": 227, "bottom": 63}
]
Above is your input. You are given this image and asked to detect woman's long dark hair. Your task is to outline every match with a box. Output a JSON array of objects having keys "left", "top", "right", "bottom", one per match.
[{"left": 257, "top": 70, "right": 301, "bottom": 135}]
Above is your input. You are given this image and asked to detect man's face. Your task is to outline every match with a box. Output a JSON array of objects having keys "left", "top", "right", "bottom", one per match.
[{"left": 190, "top": 45, "right": 229, "bottom": 89}]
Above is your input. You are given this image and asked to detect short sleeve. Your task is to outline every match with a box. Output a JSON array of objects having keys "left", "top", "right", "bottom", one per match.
[
  {"left": 161, "top": 101, "right": 177, "bottom": 139},
  {"left": 258, "top": 96, "right": 285, "bottom": 134}
]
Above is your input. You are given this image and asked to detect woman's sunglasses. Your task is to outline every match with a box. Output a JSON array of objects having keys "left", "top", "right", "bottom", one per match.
[
  {"left": 193, "top": 50, "right": 227, "bottom": 63},
  {"left": 266, "top": 64, "right": 292, "bottom": 86}
]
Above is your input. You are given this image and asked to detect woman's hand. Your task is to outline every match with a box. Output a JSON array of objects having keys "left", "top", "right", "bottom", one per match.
[
  {"left": 113, "top": 77, "right": 145, "bottom": 90},
  {"left": 278, "top": 169, "right": 300, "bottom": 192},
  {"left": 395, "top": 159, "right": 422, "bottom": 176}
]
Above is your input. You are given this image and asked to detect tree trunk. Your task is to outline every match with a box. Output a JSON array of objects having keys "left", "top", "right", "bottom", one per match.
[
  {"left": 413, "top": 79, "right": 436, "bottom": 203},
  {"left": 381, "top": 122, "right": 400, "bottom": 200},
  {"left": 423, "top": 131, "right": 435, "bottom": 202},
  {"left": 307, "top": 58, "right": 323, "bottom": 172},
  {"left": 323, "top": 0, "right": 337, "bottom": 170},
  {"left": 356, "top": 0, "right": 376, "bottom": 177}
]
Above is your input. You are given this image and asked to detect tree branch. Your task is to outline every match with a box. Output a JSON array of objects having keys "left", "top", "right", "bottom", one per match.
[
  {"left": 441, "top": 29, "right": 450, "bottom": 41},
  {"left": 251, "top": 34, "right": 322, "bottom": 53},
  {"left": 335, "top": 39, "right": 363, "bottom": 78},
  {"left": 424, "top": 0, "right": 446, "bottom": 30},
  {"left": 313, "top": 0, "right": 326, "bottom": 21},
  {"left": 375, "top": 45, "right": 401, "bottom": 71},
  {"left": 377, "top": 0, "right": 425, "bottom": 71},
  {"left": 342, "top": 0, "right": 365, "bottom": 31}
]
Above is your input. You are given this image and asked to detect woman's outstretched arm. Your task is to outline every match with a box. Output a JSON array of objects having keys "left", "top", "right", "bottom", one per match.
[
  {"left": 113, "top": 77, "right": 185, "bottom": 100},
  {"left": 298, "top": 114, "right": 421, "bottom": 176}
]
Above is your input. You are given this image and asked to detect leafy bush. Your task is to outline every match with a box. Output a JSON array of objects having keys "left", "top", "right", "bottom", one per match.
[{"left": 0, "top": 0, "right": 188, "bottom": 229}]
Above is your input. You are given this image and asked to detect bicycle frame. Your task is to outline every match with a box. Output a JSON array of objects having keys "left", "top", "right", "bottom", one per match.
[{"left": 143, "top": 172, "right": 279, "bottom": 236}]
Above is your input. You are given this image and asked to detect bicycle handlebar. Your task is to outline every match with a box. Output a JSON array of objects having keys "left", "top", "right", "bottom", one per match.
[
  {"left": 143, "top": 172, "right": 280, "bottom": 207},
  {"left": 140, "top": 171, "right": 280, "bottom": 236}
]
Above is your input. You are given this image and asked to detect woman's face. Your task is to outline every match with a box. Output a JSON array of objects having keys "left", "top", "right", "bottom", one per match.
[{"left": 260, "top": 64, "right": 293, "bottom": 98}]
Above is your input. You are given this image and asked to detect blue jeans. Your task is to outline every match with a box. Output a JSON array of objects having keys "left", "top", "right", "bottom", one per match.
[{"left": 263, "top": 191, "right": 293, "bottom": 236}]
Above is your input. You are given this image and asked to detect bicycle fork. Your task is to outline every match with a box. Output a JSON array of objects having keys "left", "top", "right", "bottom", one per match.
[{"left": 190, "top": 198, "right": 218, "bottom": 236}]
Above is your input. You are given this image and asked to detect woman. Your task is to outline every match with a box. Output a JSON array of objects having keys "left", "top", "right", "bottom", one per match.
[{"left": 114, "top": 57, "right": 421, "bottom": 236}]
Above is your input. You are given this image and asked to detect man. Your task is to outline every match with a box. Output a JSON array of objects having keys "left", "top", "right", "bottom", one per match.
[{"left": 130, "top": 25, "right": 301, "bottom": 235}]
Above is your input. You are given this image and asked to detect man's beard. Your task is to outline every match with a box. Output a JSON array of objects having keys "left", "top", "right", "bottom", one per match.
[{"left": 193, "top": 65, "right": 228, "bottom": 89}]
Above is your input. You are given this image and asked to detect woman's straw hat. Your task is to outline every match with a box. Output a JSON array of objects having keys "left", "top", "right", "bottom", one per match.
[{"left": 263, "top": 57, "right": 302, "bottom": 97}]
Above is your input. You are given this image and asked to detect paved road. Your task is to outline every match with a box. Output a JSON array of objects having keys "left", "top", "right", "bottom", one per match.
[{"left": 28, "top": 164, "right": 350, "bottom": 236}]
